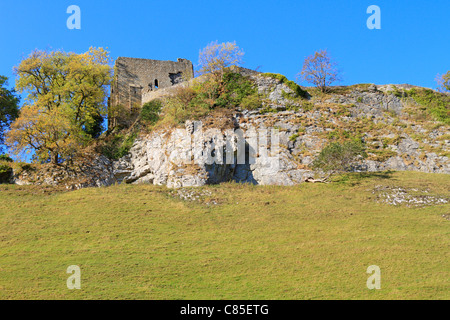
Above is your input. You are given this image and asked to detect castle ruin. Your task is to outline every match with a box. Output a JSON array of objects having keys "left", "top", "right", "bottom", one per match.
[{"left": 109, "top": 57, "right": 194, "bottom": 127}]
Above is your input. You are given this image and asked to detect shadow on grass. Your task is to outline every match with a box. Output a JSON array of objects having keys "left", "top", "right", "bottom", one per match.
[{"left": 334, "top": 170, "right": 396, "bottom": 186}]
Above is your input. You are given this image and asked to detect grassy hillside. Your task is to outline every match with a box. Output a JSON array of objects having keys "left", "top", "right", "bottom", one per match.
[{"left": 0, "top": 171, "right": 449, "bottom": 299}]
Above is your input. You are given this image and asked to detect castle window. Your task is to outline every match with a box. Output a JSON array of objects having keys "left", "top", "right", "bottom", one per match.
[{"left": 154, "top": 79, "right": 159, "bottom": 89}]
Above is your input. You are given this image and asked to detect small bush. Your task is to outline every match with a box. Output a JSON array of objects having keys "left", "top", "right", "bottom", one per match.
[
  {"left": 313, "top": 140, "right": 367, "bottom": 178},
  {"left": 240, "top": 93, "right": 262, "bottom": 110},
  {"left": 262, "top": 73, "right": 308, "bottom": 99},
  {"left": 0, "top": 161, "right": 13, "bottom": 183},
  {"left": 141, "top": 100, "right": 163, "bottom": 124},
  {"left": 0, "top": 163, "right": 11, "bottom": 173},
  {"left": 289, "top": 133, "right": 299, "bottom": 142},
  {"left": 215, "top": 72, "right": 260, "bottom": 108},
  {"left": 302, "top": 101, "right": 315, "bottom": 112},
  {"left": 101, "top": 132, "right": 137, "bottom": 160},
  {"left": 118, "top": 133, "right": 137, "bottom": 157},
  {"left": 17, "top": 163, "right": 34, "bottom": 171},
  {"left": 0, "top": 154, "right": 13, "bottom": 162},
  {"left": 159, "top": 93, "right": 210, "bottom": 127}
]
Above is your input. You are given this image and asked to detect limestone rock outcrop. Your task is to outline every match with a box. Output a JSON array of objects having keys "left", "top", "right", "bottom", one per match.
[
  {"left": 110, "top": 77, "right": 449, "bottom": 188},
  {"left": 12, "top": 75, "right": 450, "bottom": 189}
]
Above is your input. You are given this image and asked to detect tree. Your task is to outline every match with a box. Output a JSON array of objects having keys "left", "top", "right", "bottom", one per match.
[
  {"left": 0, "top": 76, "right": 20, "bottom": 149},
  {"left": 299, "top": 49, "right": 341, "bottom": 93},
  {"left": 436, "top": 71, "right": 450, "bottom": 93},
  {"left": 197, "top": 41, "right": 244, "bottom": 79},
  {"left": 310, "top": 140, "right": 366, "bottom": 182},
  {"left": 6, "top": 47, "right": 111, "bottom": 164}
]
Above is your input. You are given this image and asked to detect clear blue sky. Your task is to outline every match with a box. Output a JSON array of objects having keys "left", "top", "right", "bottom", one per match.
[{"left": 1, "top": 0, "right": 449, "bottom": 89}]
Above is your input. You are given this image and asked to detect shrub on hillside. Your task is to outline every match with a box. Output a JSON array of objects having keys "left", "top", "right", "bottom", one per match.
[
  {"left": 405, "top": 88, "right": 450, "bottom": 125},
  {"left": 141, "top": 100, "right": 163, "bottom": 125},
  {"left": 215, "top": 72, "right": 259, "bottom": 108},
  {"left": 312, "top": 140, "right": 367, "bottom": 180},
  {"left": 100, "top": 132, "right": 137, "bottom": 160},
  {"left": 0, "top": 154, "right": 13, "bottom": 162},
  {"left": 261, "top": 73, "right": 309, "bottom": 99},
  {"left": 0, "top": 154, "right": 14, "bottom": 183},
  {"left": 0, "top": 163, "right": 12, "bottom": 184},
  {"left": 240, "top": 93, "right": 262, "bottom": 110}
]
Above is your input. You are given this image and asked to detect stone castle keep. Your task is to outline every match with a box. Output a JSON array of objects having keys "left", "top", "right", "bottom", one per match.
[{"left": 109, "top": 57, "right": 194, "bottom": 111}]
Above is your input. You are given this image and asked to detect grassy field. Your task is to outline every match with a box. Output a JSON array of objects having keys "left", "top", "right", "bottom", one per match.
[{"left": 0, "top": 171, "right": 449, "bottom": 300}]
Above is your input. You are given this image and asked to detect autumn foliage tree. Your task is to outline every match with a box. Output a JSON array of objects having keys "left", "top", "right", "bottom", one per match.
[
  {"left": 197, "top": 41, "right": 244, "bottom": 80},
  {"left": 299, "top": 49, "right": 341, "bottom": 93},
  {"left": 196, "top": 41, "right": 245, "bottom": 101},
  {"left": 436, "top": 71, "right": 450, "bottom": 93},
  {"left": 6, "top": 47, "right": 111, "bottom": 164}
]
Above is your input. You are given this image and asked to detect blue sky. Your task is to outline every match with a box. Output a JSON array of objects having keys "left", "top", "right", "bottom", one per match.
[{"left": 1, "top": 0, "right": 449, "bottom": 90}]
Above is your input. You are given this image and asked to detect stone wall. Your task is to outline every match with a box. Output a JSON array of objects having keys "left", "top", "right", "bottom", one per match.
[
  {"left": 141, "top": 81, "right": 189, "bottom": 105},
  {"left": 109, "top": 57, "right": 194, "bottom": 127},
  {"left": 141, "top": 67, "right": 259, "bottom": 105}
]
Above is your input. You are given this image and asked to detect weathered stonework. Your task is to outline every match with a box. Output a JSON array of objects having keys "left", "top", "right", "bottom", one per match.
[
  {"left": 141, "top": 66, "right": 259, "bottom": 104},
  {"left": 109, "top": 57, "right": 194, "bottom": 127}
]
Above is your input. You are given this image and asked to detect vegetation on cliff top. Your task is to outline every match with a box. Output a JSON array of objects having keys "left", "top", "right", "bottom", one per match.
[
  {"left": 403, "top": 88, "right": 450, "bottom": 125},
  {"left": 261, "top": 72, "right": 309, "bottom": 99}
]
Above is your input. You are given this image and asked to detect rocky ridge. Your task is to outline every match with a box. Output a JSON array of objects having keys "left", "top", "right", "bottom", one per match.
[
  {"left": 107, "top": 76, "right": 449, "bottom": 188},
  {"left": 11, "top": 74, "right": 450, "bottom": 189}
]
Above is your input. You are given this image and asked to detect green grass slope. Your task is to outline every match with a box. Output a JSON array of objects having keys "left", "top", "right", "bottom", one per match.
[{"left": 0, "top": 171, "right": 449, "bottom": 299}]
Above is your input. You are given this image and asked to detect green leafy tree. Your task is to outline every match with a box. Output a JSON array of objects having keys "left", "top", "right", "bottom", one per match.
[
  {"left": 6, "top": 47, "right": 111, "bottom": 164},
  {"left": 0, "top": 76, "right": 20, "bottom": 149}
]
